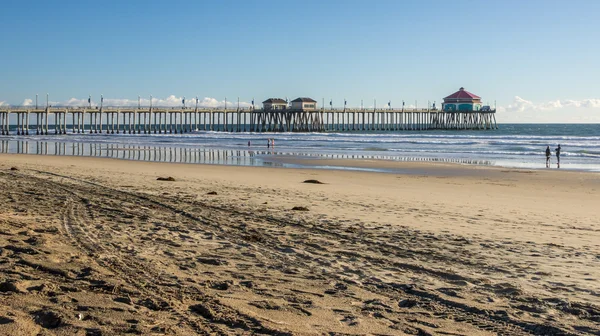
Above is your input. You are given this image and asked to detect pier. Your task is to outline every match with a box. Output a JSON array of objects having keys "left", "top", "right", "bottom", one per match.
[{"left": 0, "top": 107, "right": 497, "bottom": 135}]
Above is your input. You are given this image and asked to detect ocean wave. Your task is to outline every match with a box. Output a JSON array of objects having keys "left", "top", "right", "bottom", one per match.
[{"left": 21, "top": 129, "right": 597, "bottom": 145}]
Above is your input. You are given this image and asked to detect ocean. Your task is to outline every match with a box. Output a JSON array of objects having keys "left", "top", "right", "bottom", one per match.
[{"left": 1, "top": 124, "right": 599, "bottom": 172}]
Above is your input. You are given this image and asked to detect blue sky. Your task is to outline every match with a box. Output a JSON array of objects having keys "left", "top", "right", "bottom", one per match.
[{"left": 1, "top": 0, "right": 599, "bottom": 122}]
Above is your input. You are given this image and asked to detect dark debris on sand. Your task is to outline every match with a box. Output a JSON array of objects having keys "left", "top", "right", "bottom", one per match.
[
  {"left": 156, "top": 177, "right": 176, "bottom": 181},
  {"left": 302, "top": 179, "right": 324, "bottom": 184},
  {"left": 33, "top": 310, "right": 64, "bottom": 329}
]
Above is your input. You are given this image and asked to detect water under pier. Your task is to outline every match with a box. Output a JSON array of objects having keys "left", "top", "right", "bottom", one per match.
[{"left": 0, "top": 107, "right": 497, "bottom": 135}]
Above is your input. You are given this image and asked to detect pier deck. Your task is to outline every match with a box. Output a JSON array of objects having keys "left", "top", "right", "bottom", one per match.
[{"left": 0, "top": 107, "right": 497, "bottom": 135}]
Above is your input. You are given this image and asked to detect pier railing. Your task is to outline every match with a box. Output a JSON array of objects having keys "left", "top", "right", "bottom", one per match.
[{"left": 1, "top": 106, "right": 495, "bottom": 113}]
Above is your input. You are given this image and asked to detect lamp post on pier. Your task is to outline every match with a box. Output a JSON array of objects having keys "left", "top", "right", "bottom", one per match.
[
  {"left": 148, "top": 95, "right": 152, "bottom": 135},
  {"left": 195, "top": 96, "right": 198, "bottom": 110},
  {"left": 88, "top": 95, "right": 92, "bottom": 109},
  {"left": 138, "top": 95, "right": 141, "bottom": 109},
  {"left": 44, "top": 93, "right": 49, "bottom": 135},
  {"left": 36, "top": 94, "right": 38, "bottom": 109},
  {"left": 224, "top": 97, "right": 227, "bottom": 110},
  {"left": 100, "top": 94, "right": 104, "bottom": 134},
  {"left": 182, "top": 96, "right": 186, "bottom": 109}
]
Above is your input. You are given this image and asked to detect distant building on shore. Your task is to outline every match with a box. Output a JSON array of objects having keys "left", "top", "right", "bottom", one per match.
[
  {"left": 442, "top": 87, "right": 482, "bottom": 112},
  {"left": 291, "top": 97, "right": 317, "bottom": 111},
  {"left": 262, "top": 98, "right": 288, "bottom": 111}
]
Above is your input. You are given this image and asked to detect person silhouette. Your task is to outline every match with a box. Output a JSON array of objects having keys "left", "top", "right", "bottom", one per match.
[
  {"left": 555, "top": 144, "right": 561, "bottom": 168},
  {"left": 545, "top": 146, "right": 551, "bottom": 168}
]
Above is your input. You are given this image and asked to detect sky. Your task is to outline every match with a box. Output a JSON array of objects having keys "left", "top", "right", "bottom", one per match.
[{"left": 1, "top": 0, "right": 599, "bottom": 123}]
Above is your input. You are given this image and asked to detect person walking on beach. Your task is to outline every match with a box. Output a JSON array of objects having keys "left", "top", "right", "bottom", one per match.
[
  {"left": 555, "top": 144, "right": 561, "bottom": 168},
  {"left": 267, "top": 139, "right": 270, "bottom": 149},
  {"left": 545, "top": 145, "right": 551, "bottom": 168}
]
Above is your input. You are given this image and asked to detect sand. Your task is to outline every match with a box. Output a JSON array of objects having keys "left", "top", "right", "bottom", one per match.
[{"left": 0, "top": 153, "right": 598, "bottom": 335}]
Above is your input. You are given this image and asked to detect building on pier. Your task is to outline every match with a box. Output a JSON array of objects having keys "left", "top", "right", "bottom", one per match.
[
  {"left": 442, "top": 87, "right": 482, "bottom": 112},
  {"left": 262, "top": 98, "right": 288, "bottom": 111},
  {"left": 290, "top": 97, "right": 317, "bottom": 111}
]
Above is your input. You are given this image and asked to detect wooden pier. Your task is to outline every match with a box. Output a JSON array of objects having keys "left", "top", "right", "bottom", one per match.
[{"left": 0, "top": 107, "right": 497, "bottom": 135}]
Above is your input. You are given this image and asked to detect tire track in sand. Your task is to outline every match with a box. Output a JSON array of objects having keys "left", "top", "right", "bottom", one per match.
[{"left": 18, "top": 171, "right": 292, "bottom": 336}]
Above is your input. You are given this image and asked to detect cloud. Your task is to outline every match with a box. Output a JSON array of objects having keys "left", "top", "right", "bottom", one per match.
[
  {"left": 499, "top": 96, "right": 600, "bottom": 123},
  {"left": 14, "top": 95, "right": 253, "bottom": 109},
  {"left": 0, "top": 101, "right": 7, "bottom": 107},
  {"left": 500, "top": 96, "right": 600, "bottom": 112}
]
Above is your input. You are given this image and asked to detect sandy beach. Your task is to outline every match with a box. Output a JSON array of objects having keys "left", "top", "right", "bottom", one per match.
[{"left": 0, "top": 153, "right": 598, "bottom": 335}]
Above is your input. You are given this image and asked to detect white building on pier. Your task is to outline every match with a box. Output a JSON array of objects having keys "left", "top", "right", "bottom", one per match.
[
  {"left": 262, "top": 98, "right": 288, "bottom": 111},
  {"left": 290, "top": 97, "right": 317, "bottom": 111}
]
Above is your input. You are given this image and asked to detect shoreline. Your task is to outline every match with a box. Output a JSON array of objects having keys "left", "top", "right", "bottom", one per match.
[
  {"left": 0, "top": 151, "right": 596, "bottom": 176},
  {"left": 261, "top": 155, "right": 594, "bottom": 176},
  {"left": 2, "top": 124, "right": 600, "bottom": 173},
  {"left": 0, "top": 139, "right": 597, "bottom": 174}
]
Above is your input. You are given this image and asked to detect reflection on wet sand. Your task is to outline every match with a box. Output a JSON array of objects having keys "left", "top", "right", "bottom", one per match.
[{"left": 0, "top": 139, "right": 493, "bottom": 167}]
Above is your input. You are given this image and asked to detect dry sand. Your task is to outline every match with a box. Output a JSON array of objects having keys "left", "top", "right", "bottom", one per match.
[{"left": 0, "top": 153, "right": 598, "bottom": 335}]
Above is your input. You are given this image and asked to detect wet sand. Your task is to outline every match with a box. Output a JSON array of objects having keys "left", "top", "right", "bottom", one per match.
[
  {"left": 264, "top": 156, "right": 509, "bottom": 176},
  {"left": 0, "top": 153, "right": 598, "bottom": 335}
]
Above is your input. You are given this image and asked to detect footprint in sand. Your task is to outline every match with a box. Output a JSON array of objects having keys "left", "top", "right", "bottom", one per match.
[{"left": 339, "top": 314, "right": 359, "bottom": 326}]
